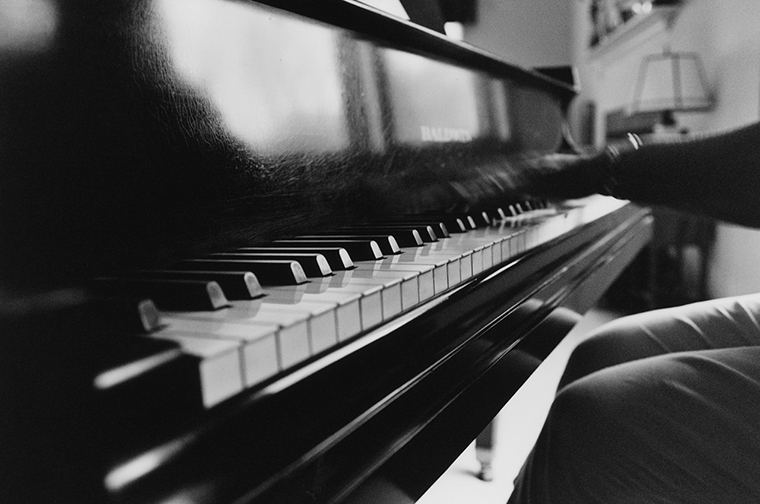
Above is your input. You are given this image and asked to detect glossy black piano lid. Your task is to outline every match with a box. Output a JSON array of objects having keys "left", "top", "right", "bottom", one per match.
[{"left": 0, "top": 0, "right": 572, "bottom": 293}]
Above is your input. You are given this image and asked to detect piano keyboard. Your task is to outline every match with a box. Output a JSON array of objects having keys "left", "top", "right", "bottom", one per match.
[{"left": 100, "top": 197, "right": 626, "bottom": 409}]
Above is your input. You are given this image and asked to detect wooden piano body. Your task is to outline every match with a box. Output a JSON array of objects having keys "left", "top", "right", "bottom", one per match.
[{"left": 0, "top": 1, "right": 652, "bottom": 503}]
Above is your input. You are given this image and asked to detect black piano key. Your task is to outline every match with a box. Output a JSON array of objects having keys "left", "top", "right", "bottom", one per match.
[
  {"left": 296, "top": 234, "right": 400, "bottom": 255},
  {"left": 499, "top": 200, "right": 555, "bottom": 218},
  {"left": 414, "top": 212, "right": 478, "bottom": 230},
  {"left": 208, "top": 252, "right": 333, "bottom": 277},
  {"left": 136, "top": 298, "right": 162, "bottom": 331},
  {"left": 92, "top": 278, "right": 230, "bottom": 311},
  {"left": 81, "top": 295, "right": 163, "bottom": 333},
  {"left": 178, "top": 258, "right": 308, "bottom": 285},
  {"left": 327, "top": 227, "right": 424, "bottom": 247},
  {"left": 456, "top": 215, "right": 478, "bottom": 230},
  {"left": 490, "top": 207, "right": 510, "bottom": 221},
  {"left": 130, "top": 270, "right": 264, "bottom": 300},
  {"left": 375, "top": 219, "right": 450, "bottom": 240},
  {"left": 461, "top": 215, "right": 479, "bottom": 229},
  {"left": 237, "top": 246, "right": 355, "bottom": 271},
  {"left": 470, "top": 210, "right": 493, "bottom": 227},
  {"left": 365, "top": 223, "right": 438, "bottom": 243},
  {"left": 407, "top": 215, "right": 467, "bottom": 233},
  {"left": 417, "top": 221, "right": 450, "bottom": 239},
  {"left": 274, "top": 239, "right": 384, "bottom": 261}
]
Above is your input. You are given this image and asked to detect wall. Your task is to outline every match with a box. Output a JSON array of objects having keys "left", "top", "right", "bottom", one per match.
[
  {"left": 678, "top": 1, "right": 760, "bottom": 297},
  {"left": 572, "top": 0, "right": 760, "bottom": 298},
  {"left": 461, "top": 0, "right": 760, "bottom": 298},
  {"left": 462, "top": 0, "right": 572, "bottom": 69}
]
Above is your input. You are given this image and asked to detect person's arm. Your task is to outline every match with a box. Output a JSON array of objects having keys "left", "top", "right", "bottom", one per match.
[{"left": 524, "top": 122, "right": 760, "bottom": 228}]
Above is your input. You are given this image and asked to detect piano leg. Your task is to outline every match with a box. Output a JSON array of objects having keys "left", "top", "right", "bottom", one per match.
[{"left": 475, "top": 418, "right": 497, "bottom": 481}]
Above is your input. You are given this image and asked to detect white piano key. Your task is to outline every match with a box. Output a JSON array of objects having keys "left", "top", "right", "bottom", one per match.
[
  {"left": 277, "top": 322, "right": 311, "bottom": 367},
  {"left": 356, "top": 262, "right": 435, "bottom": 301},
  {"left": 347, "top": 277, "right": 401, "bottom": 319},
  {"left": 500, "top": 237, "right": 512, "bottom": 262},
  {"left": 404, "top": 227, "right": 517, "bottom": 278},
  {"left": 310, "top": 273, "right": 404, "bottom": 320},
  {"left": 491, "top": 240, "right": 501, "bottom": 265},
  {"left": 447, "top": 223, "right": 513, "bottom": 243},
  {"left": 506, "top": 227, "right": 526, "bottom": 256},
  {"left": 416, "top": 243, "right": 479, "bottom": 276},
  {"left": 395, "top": 254, "right": 455, "bottom": 290},
  {"left": 333, "top": 268, "right": 420, "bottom": 311},
  {"left": 335, "top": 301, "right": 363, "bottom": 341},
  {"left": 261, "top": 300, "right": 338, "bottom": 355},
  {"left": 413, "top": 269, "right": 434, "bottom": 300},
  {"left": 425, "top": 263, "right": 449, "bottom": 292},
  {"left": 174, "top": 307, "right": 311, "bottom": 369},
  {"left": 276, "top": 280, "right": 383, "bottom": 332},
  {"left": 504, "top": 228, "right": 518, "bottom": 257},
  {"left": 243, "top": 300, "right": 339, "bottom": 356},
  {"left": 400, "top": 276, "right": 419, "bottom": 309},
  {"left": 447, "top": 258, "right": 461, "bottom": 285},
  {"left": 481, "top": 244, "right": 493, "bottom": 269},
  {"left": 459, "top": 250, "right": 473, "bottom": 279},
  {"left": 517, "top": 228, "right": 528, "bottom": 254},
  {"left": 353, "top": 216, "right": 530, "bottom": 282},
  {"left": 242, "top": 334, "right": 280, "bottom": 386},
  {"left": 431, "top": 262, "right": 454, "bottom": 290},
  {"left": 161, "top": 316, "right": 281, "bottom": 387},
  {"left": 377, "top": 252, "right": 453, "bottom": 294},
  {"left": 265, "top": 287, "right": 363, "bottom": 342},
  {"left": 521, "top": 226, "right": 535, "bottom": 250},
  {"left": 432, "top": 234, "right": 503, "bottom": 268},
  {"left": 148, "top": 331, "right": 244, "bottom": 408},
  {"left": 422, "top": 243, "right": 490, "bottom": 280},
  {"left": 301, "top": 302, "right": 340, "bottom": 353},
  {"left": 316, "top": 281, "right": 384, "bottom": 330}
]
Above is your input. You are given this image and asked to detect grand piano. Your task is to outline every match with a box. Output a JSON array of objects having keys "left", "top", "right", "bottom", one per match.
[{"left": 0, "top": 1, "right": 652, "bottom": 503}]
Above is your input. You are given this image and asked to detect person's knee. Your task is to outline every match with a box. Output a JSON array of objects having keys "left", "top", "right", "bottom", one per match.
[
  {"left": 548, "top": 368, "right": 663, "bottom": 472},
  {"left": 528, "top": 350, "right": 760, "bottom": 503},
  {"left": 559, "top": 315, "right": 676, "bottom": 388},
  {"left": 559, "top": 329, "right": 627, "bottom": 387},
  {"left": 556, "top": 354, "right": 698, "bottom": 445},
  {"left": 551, "top": 373, "right": 619, "bottom": 431}
]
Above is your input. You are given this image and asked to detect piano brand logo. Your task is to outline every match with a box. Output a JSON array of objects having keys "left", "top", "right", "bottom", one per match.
[{"left": 420, "top": 126, "right": 473, "bottom": 143}]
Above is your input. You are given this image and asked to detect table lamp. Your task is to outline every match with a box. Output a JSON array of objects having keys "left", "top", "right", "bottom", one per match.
[{"left": 631, "top": 49, "right": 712, "bottom": 133}]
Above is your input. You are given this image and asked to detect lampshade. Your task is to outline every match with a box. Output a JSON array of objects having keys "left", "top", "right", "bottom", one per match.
[{"left": 631, "top": 51, "right": 712, "bottom": 114}]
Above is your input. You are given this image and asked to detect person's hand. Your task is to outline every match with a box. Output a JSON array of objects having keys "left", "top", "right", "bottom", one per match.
[
  {"left": 442, "top": 151, "right": 608, "bottom": 210},
  {"left": 516, "top": 152, "right": 608, "bottom": 200},
  {"left": 382, "top": 150, "right": 610, "bottom": 215}
]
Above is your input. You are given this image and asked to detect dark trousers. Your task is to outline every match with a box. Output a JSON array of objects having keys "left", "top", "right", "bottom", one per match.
[{"left": 509, "top": 294, "right": 760, "bottom": 504}]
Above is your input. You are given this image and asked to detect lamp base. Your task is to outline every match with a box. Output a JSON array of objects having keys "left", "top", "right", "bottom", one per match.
[{"left": 653, "top": 110, "right": 688, "bottom": 135}]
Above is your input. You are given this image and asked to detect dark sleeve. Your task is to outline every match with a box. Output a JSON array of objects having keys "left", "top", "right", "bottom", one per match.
[{"left": 613, "top": 122, "right": 760, "bottom": 227}]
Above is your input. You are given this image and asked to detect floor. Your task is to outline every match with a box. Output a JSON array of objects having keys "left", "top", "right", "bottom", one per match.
[{"left": 417, "top": 308, "right": 621, "bottom": 504}]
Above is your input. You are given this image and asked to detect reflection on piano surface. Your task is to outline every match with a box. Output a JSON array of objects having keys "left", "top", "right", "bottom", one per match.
[{"left": 0, "top": 1, "right": 652, "bottom": 503}]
